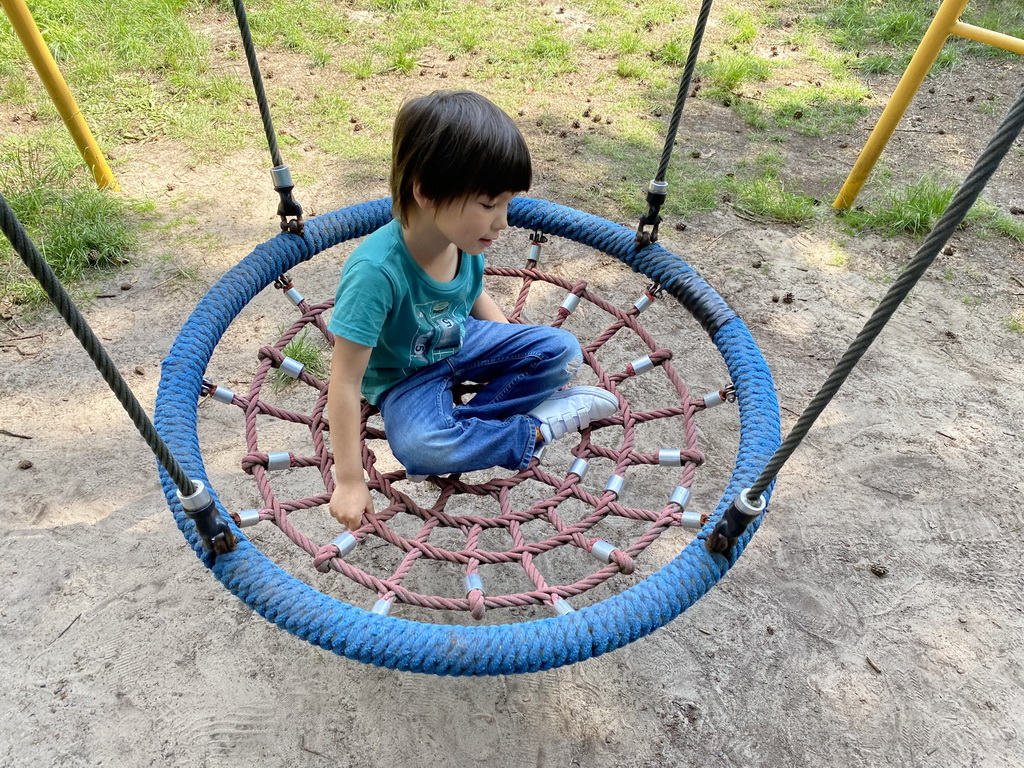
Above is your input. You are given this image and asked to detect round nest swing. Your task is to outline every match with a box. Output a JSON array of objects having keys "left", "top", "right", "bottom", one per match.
[{"left": 155, "top": 196, "right": 780, "bottom": 676}]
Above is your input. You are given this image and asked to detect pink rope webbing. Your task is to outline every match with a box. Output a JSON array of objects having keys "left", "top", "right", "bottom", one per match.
[{"left": 213, "top": 236, "right": 724, "bottom": 620}]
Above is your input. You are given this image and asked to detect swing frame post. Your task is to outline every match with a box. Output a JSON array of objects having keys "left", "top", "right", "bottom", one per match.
[
  {"left": 833, "top": 0, "right": 1024, "bottom": 210},
  {"left": 1, "top": 0, "right": 117, "bottom": 190}
]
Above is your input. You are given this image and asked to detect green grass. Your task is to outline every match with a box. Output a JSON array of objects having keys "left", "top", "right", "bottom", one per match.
[
  {"left": 2, "top": 0, "right": 1022, "bottom": 313},
  {"left": 0, "top": 143, "right": 138, "bottom": 305},
  {"left": 700, "top": 51, "right": 774, "bottom": 95},
  {"left": 728, "top": 175, "right": 818, "bottom": 224},
  {"left": 273, "top": 328, "right": 330, "bottom": 391},
  {"left": 845, "top": 177, "right": 955, "bottom": 238}
]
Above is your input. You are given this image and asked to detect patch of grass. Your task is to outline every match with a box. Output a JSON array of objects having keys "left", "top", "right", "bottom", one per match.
[
  {"left": 726, "top": 155, "right": 818, "bottom": 224},
  {"left": 0, "top": 144, "right": 138, "bottom": 306},
  {"left": 821, "top": 0, "right": 933, "bottom": 50},
  {"left": 846, "top": 177, "right": 955, "bottom": 238},
  {"left": 655, "top": 34, "right": 693, "bottom": 67},
  {"left": 1006, "top": 313, "right": 1024, "bottom": 334},
  {"left": 965, "top": 201, "right": 1024, "bottom": 243},
  {"left": 728, "top": 176, "right": 818, "bottom": 224},
  {"left": 616, "top": 58, "right": 652, "bottom": 80},
  {"left": 756, "top": 81, "right": 871, "bottom": 136},
  {"left": 699, "top": 51, "right": 774, "bottom": 95},
  {"left": 722, "top": 8, "right": 759, "bottom": 46},
  {"left": 273, "top": 328, "right": 329, "bottom": 391},
  {"left": 855, "top": 53, "right": 896, "bottom": 74}
]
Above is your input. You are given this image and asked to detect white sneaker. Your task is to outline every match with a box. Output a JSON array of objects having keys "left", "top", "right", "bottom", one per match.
[{"left": 528, "top": 386, "right": 618, "bottom": 443}]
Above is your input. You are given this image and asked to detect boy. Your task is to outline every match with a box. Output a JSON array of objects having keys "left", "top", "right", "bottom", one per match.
[{"left": 327, "top": 91, "right": 617, "bottom": 530}]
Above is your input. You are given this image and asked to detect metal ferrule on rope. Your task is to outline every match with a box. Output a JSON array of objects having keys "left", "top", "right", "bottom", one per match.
[
  {"left": 552, "top": 598, "right": 575, "bottom": 615},
  {"left": 279, "top": 356, "right": 305, "bottom": 379},
  {"left": 706, "top": 488, "right": 767, "bottom": 553},
  {"left": 236, "top": 508, "right": 261, "bottom": 527}
]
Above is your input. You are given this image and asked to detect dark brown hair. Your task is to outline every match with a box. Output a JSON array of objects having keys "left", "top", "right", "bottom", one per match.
[{"left": 390, "top": 90, "right": 532, "bottom": 223}]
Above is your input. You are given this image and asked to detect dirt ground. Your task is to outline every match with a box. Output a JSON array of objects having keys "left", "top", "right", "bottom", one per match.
[{"left": 2, "top": 23, "right": 1024, "bottom": 768}]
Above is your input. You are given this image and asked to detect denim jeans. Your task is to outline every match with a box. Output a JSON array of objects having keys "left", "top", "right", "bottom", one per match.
[{"left": 378, "top": 317, "right": 582, "bottom": 475}]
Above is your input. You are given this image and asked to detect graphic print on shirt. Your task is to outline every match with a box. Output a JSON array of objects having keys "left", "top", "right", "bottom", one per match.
[{"left": 410, "top": 300, "right": 465, "bottom": 365}]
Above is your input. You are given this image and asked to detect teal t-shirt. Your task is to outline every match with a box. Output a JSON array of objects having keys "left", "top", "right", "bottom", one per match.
[{"left": 328, "top": 219, "right": 485, "bottom": 404}]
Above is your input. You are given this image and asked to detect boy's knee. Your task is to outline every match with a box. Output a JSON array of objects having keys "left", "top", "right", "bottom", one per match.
[
  {"left": 389, "top": 427, "right": 457, "bottom": 476},
  {"left": 549, "top": 328, "right": 582, "bottom": 378}
]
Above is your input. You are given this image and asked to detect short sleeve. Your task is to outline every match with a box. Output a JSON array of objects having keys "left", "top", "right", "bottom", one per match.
[{"left": 327, "top": 258, "right": 394, "bottom": 348}]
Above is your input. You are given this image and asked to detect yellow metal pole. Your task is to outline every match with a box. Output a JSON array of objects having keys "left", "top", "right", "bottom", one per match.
[
  {"left": 833, "top": 0, "right": 970, "bottom": 210},
  {"left": 951, "top": 21, "right": 1024, "bottom": 56},
  {"left": 1, "top": 0, "right": 117, "bottom": 190}
]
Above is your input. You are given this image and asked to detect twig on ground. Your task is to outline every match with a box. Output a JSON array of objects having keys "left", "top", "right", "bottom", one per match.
[
  {"left": 0, "top": 429, "right": 33, "bottom": 439},
  {"left": 49, "top": 614, "right": 82, "bottom": 646}
]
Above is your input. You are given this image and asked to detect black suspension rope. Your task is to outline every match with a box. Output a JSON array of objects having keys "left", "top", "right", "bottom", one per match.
[
  {"left": 231, "top": 0, "right": 304, "bottom": 235},
  {"left": 232, "top": 0, "right": 282, "bottom": 168},
  {"left": 707, "top": 83, "right": 1024, "bottom": 553},
  {"left": 0, "top": 193, "right": 236, "bottom": 553},
  {"left": 636, "top": 0, "right": 714, "bottom": 245}
]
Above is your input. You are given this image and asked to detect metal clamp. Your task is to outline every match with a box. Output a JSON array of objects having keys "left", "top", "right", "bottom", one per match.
[
  {"left": 279, "top": 356, "right": 304, "bottom": 379},
  {"left": 237, "top": 508, "right": 261, "bottom": 527},
  {"left": 669, "top": 486, "right": 691, "bottom": 509},
  {"left": 202, "top": 378, "right": 236, "bottom": 404},
  {"left": 659, "top": 450, "right": 683, "bottom": 466},
  {"left": 604, "top": 474, "right": 626, "bottom": 498},
  {"left": 735, "top": 487, "right": 767, "bottom": 518},
  {"left": 679, "top": 510, "right": 703, "bottom": 529},
  {"left": 552, "top": 598, "right": 575, "bottom": 615},
  {"left": 568, "top": 458, "right": 589, "bottom": 480},
  {"left": 266, "top": 451, "right": 291, "bottom": 471},
  {"left": 527, "top": 231, "right": 547, "bottom": 264},
  {"left": 629, "top": 356, "right": 655, "bottom": 376},
  {"left": 560, "top": 293, "right": 581, "bottom": 313},
  {"left": 590, "top": 539, "right": 617, "bottom": 565},
  {"left": 464, "top": 574, "right": 485, "bottom": 595},
  {"left": 330, "top": 532, "right": 358, "bottom": 558}
]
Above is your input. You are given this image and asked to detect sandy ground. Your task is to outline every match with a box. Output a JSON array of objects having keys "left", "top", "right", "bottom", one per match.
[{"left": 3, "top": 38, "right": 1024, "bottom": 768}]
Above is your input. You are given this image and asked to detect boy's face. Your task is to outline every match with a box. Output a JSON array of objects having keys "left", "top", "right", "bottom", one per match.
[{"left": 432, "top": 191, "right": 518, "bottom": 256}]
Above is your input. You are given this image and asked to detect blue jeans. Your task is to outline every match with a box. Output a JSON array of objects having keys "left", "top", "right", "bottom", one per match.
[{"left": 378, "top": 318, "right": 582, "bottom": 475}]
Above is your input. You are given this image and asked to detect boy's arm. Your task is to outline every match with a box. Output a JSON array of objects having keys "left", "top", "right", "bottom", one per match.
[
  {"left": 327, "top": 337, "right": 375, "bottom": 530},
  {"left": 470, "top": 290, "right": 508, "bottom": 323}
]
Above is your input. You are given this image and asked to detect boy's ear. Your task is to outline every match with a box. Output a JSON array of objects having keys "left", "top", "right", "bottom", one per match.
[{"left": 412, "top": 182, "right": 436, "bottom": 211}]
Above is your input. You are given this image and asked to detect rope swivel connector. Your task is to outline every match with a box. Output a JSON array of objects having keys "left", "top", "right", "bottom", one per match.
[
  {"left": 703, "top": 383, "right": 737, "bottom": 409},
  {"left": 528, "top": 231, "right": 547, "bottom": 265},
  {"left": 273, "top": 274, "right": 304, "bottom": 306},
  {"left": 271, "top": 165, "right": 304, "bottom": 236},
  {"left": 633, "top": 283, "right": 663, "bottom": 313},
  {"left": 177, "top": 480, "right": 237, "bottom": 554},
  {"left": 705, "top": 487, "right": 767, "bottom": 554},
  {"left": 201, "top": 377, "right": 235, "bottom": 405},
  {"left": 635, "top": 179, "right": 669, "bottom": 246}
]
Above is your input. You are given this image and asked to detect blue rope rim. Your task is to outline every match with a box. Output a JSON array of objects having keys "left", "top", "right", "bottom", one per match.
[{"left": 155, "top": 197, "right": 780, "bottom": 675}]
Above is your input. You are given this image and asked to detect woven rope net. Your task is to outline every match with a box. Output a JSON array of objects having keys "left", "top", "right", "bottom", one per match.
[{"left": 202, "top": 231, "right": 735, "bottom": 623}]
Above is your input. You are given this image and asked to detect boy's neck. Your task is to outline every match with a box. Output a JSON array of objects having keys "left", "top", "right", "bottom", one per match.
[{"left": 401, "top": 208, "right": 458, "bottom": 269}]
